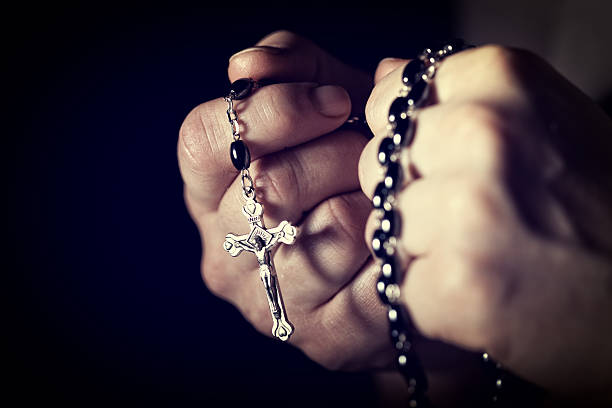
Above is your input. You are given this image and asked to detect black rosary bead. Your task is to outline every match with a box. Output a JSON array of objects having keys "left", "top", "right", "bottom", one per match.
[
  {"left": 446, "top": 38, "right": 467, "bottom": 53},
  {"left": 378, "top": 255, "right": 401, "bottom": 306},
  {"left": 392, "top": 117, "right": 415, "bottom": 148},
  {"left": 381, "top": 209, "right": 398, "bottom": 235},
  {"left": 388, "top": 96, "right": 410, "bottom": 124},
  {"left": 402, "top": 59, "right": 425, "bottom": 88},
  {"left": 407, "top": 79, "right": 429, "bottom": 107},
  {"left": 384, "top": 161, "right": 401, "bottom": 190},
  {"left": 372, "top": 182, "right": 391, "bottom": 209},
  {"left": 389, "top": 313, "right": 412, "bottom": 345},
  {"left": 378, "top": 137, "right": 397, "bottom": 166},
  {"left": 381, "top": 256, "right": 398, "bottom": 280},
  {"left": 376, "top": 274, "right": 393, "bottom": 304},
  {"left": 388, "top": 304, "right": 403, "bottom": 324},
  {"left": 230, "top": 140, "right": 251, "bottom": 170},
  {"left": 372, "top": 229, "right": 391, "bottom": 258},
  {"left": 390, "top": 320, "right": 410, "bottom": 346},
  {"left": 229, "top": 78, "right": 255, "bottom": 100},
  {"left": 392, "top": 118, "right": 414, "bottom": 147},
  {"left": 398, "top": 351, "right": 429, "bottom": 391}
]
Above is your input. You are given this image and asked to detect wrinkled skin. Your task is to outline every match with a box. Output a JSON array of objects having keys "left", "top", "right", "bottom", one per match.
[{"left": 178, "top": 31, "right": 612, "bottom": 406}]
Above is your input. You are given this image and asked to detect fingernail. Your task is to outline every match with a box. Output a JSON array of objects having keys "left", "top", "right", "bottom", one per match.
[
  {"left": 310, "top": 85, "right": 350, "bottom": 117},
  {"left": 229, "top": 46, "right": 285, "bottom": 62}
]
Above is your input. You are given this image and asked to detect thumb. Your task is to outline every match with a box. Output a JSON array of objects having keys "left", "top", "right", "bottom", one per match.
[{"left": 228, "top": 30, "right": 372, "bottom": 114}]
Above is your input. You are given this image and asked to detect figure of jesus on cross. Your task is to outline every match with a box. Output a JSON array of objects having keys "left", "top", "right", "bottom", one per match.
[{"left": 223, "top": 198, "right": 297, "bottom": 341}]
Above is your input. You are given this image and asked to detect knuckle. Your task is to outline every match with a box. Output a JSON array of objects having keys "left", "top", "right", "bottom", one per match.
[
  {"left": 477, "top": 45, "right": 536, "bottom": 82},
  {"left": 178, "top": 103, "right": 226, "bottom": 176},
  {"left": 451, "top": 103, "right": 508, "bottom": 168},
  {"left": 449, "top": 255, "right": 495, "bottom": 309},
  {"left": 445, "top": 178, "right": 500, "bottom": 237},
  {"left": 325, "top": 195, "right": 365, "bottom": 246},
  {"left": 252, "top": 86, "right": 305, "bottom": 142},
  {"left": 250, "top": 151, "right": 301, "bottom": 206}
]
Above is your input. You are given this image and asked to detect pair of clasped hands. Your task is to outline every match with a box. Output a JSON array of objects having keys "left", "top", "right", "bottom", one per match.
[{"left": 178, "top": 31, "right": 612, "bottom": 404}]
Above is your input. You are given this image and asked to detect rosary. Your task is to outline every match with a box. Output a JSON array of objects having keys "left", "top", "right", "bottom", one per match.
[
  {"left": 220, "top": 44, "right": 520, "bottom": 404},
  {"left": 222, "top": 78, "right": 297, "bottom": 341}
]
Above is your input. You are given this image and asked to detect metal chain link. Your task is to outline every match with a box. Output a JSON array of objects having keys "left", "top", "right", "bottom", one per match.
[
  {"left": 225, "top": 87, "right": 257, "bottom": 199},
  {"left": 240, "top": 169, "right": 255, "bottom": 199},
  {"left": 224, "top": 96, "right": 241, "bottom": 142}
]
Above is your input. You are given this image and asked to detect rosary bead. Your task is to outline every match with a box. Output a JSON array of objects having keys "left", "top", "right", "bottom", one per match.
[
  {"left": 445, "top": 38, "right": 466, "bottom": 53},
  {"left": 378, "top": 256, "right": 401, "bottom": 305},
  {"left": 376, "top": 275, "right": 392, "bottom": 304},
  {"left": 397, "top": 351, "right": 429, "bottom": 391},
  {"left": 388, "top": 305, "right": 402, "bottom": 323},
  {"left": 390, "top": 330, "right": 412, "bottom": 354},
  {"left": 384, "top": 161, "right": 401, "bottom": 190},
  {"left": 390, "top": 319, "right": 409, "bottom": 343},
  {"left": 381, "top": 209, "right": 398, "bottom": 235},
  {"left": 372, "top": 182, "right": 391, "bottom": 209},
  {"left": 393, "top": 117, "right": 415, "bottom": 147},
  {"left": 229, "top": 78, "right": 254, "bottom": 100},
  {"left": 381, "top": 256, "right": 397, "bottom": 280},
  {"left": 372, "top": 229, "right": 391, "bottom": 258},
  {"left": 378, "top": 137, "right": 397, "bottom": 166},
  {"left": 388, "top": 96, "right": 410, "bottom": 124},
  {"left": 230, "top": 140, "right": 251, "bottom": 170},
  {"left": 407, "top": 79, "right": 429, "bottom": 107},
  {"left": 402, "top": 59, "right": 424, "bottom": 88}
]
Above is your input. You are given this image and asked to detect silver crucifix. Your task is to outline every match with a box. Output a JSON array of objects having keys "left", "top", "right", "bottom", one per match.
[{"left": 223, "top": 198, "right": 297, "bottom": 341}]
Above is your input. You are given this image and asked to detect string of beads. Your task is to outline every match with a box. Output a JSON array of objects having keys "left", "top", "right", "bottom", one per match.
[{"left": 371, "top": 40, "right": 472, "bottom": 407}]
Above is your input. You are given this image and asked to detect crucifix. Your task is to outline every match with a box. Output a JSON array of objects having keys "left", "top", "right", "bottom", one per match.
[{"left": 223, "top": 198, "right": 297, "bottom": 341}]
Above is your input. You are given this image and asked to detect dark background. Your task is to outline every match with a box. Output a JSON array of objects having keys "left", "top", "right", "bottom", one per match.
[{"left": 12, "top": 5, "right": 457, "bottom": 407}]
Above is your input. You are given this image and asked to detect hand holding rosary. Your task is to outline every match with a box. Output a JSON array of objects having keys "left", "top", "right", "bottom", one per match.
[
  {"left": 218, "top": 43, "right": 511, "bottom": 403},
  {"left": 219, "top": 43, "right": 509, "bottom": 404},
  {"left": 179, "top": 27, "right": 612, "bottom": 406}
]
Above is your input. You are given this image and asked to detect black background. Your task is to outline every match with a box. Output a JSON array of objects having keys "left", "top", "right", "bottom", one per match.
[{"left": 12, "top": 5, "right": 456, "bottom": 407}]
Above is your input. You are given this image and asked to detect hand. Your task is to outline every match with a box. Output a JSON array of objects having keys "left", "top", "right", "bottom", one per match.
[
  {"left": 178, "top": 31, "right": 393, "bottom": 370},
  {"left": 359, "top": 46, "right": 612, "bottom": 401}
]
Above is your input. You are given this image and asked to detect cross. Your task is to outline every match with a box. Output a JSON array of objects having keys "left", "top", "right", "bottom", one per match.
[{"left": 223, "top": 198, "right": 297, "bottom": 341}]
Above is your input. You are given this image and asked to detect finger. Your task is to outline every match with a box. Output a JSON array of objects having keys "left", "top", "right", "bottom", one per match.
[
  {"left": 374, "top": 58, "right": 408, "bottom": 85},
  {"left": 216, "top": 129, "right": 367, "bottom": 230},
  {"left": 366, "top": 46, "right": 522, "bottom": 137},
  {"left": 363, "top": 174, "right": 506, "bottom": 258},
  {"left": 363, "top": 178, "right": 437, "bottom": 261},
  {"left": 366, "top": 59, "right": 414, "bottom": 138},
  {"left": 400, "top": 231, "right": 518, "bottom": 354},
  {"left": 359, "top": 102, "right": 507, "bottom": 199},
  {"left": 274, "top": 191, "right": 372, "bottom": 309},
  {"left": 292, "top": 258, "right": 394, "bottom": 370},
  {"left": 228, "top": 30, "right": 372, "bottom": 114},
  {"left": 401, "top": 254, "right": 486, "bottom": 351},
  {"left": 178, "top": 82, "right": 351, "bottom": 213}
]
